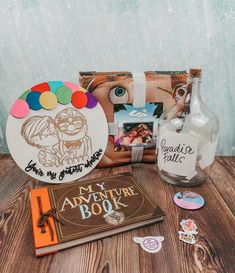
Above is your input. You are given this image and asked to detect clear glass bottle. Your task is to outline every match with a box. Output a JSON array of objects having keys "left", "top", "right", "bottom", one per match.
[{"left": 157, "top": 69, "right": 219, "bottom": 186}]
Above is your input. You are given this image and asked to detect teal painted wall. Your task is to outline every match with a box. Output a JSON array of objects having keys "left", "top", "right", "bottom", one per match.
[{"left": 0, "top": 0, "right": 234, "bottom": 155}]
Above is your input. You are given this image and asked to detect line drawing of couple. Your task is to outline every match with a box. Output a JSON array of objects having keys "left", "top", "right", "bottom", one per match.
[{"left": 21, "top": 107, "right": 92, "bottom": 168}]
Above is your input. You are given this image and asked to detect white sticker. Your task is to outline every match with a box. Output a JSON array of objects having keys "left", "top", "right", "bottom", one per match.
[
  {"left": 178, "top": 219, "right": 198, "bottom": 245},
  {"left": 133, "top": 236, "right": 164, "bottom": 253},
  {"left": 178, "top": 231, "right": 197, "bottom": 244},
  {"left": 158, "top": 130, "right": 199, "bottom": 176}
]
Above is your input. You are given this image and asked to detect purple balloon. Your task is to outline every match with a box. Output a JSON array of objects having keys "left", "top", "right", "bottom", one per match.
[{"left": 85, "top": 92, "right": 98, "bottom": 108}]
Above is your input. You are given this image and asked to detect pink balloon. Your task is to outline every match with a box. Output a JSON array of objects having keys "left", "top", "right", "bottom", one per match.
[
  {"left": 64, "top": 82, "right": 79, "bottom": 92},
  {"left": 10, "top": 99, "right": 30, "bottom": 118}
]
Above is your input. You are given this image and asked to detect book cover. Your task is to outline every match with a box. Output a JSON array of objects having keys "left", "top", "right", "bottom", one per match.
[{"left": 30, "top": 173, "right": 164, "bottom": 256}]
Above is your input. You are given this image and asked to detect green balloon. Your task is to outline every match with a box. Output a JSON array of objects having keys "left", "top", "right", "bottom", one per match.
[
  {"left": 55, "top": 86, "right": 72, "bottom": 105},
  {"left": 19, "top": 90, "right": 30, "bottom": 101}
]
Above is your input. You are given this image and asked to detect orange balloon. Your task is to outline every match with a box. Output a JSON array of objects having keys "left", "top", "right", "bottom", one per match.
[{"left": 72, "top": 91, "right": 88, "bottom": 109}]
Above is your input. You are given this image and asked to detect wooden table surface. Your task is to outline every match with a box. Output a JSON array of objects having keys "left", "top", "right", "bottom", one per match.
[{"left": 0, "top": 155, "right": 234, "bottom": 273}]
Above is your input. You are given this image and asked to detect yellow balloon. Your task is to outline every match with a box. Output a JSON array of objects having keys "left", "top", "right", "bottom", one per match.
[
  {"left": 78, "top": 87, "right": 87, "bottom": 93},
  {"left": 39, "top": 92, "right": 58, "bottom": 110}
]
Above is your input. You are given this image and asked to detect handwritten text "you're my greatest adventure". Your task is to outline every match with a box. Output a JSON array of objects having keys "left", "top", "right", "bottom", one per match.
[{"left": 25, "top": 149, "right": 103, "bottom": 181}]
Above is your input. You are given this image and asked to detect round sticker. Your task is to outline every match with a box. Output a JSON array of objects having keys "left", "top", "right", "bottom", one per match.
[
  {"left": 173, "top": 191, "right": 205, "bottom": 210},
  {"left": 6, "top": 81, "right": 108, "bottom": 183}
]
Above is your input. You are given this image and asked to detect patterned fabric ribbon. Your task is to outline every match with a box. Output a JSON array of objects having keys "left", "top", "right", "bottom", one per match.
[{"left": 37, "top": 196, "right": 65, "bottom": 241}]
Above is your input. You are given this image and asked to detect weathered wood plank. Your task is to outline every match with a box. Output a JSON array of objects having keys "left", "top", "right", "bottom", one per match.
[
  {"left": 0, "top": 157, "right": 112, "bottom": 273},
  {"left": 0, "top": 157, "right": 235, "bottom": 273},
  {"left": 132, "top": 163, "right": 235, "bottom": 273},
  {"left": 208, "top": 157, "right": 235, "bottom": 214},
  {"left": 226, "top": 156, "right": 235, "bottom": 166},
  {"left": 0, "top": 155, "right": 29, "bottom": 205}
]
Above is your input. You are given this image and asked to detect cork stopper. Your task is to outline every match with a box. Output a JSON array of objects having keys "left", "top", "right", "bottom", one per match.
[{"left": 190, "top": 69, "right": 202, "bottom": 78}]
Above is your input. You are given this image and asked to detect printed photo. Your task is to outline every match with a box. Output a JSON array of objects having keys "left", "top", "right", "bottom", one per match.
[
  {"left": 114, "top": 103, "right": 162, "bottom": 152},
  {"left": 124, "top": 122, "right": 153, "bottom": 145}
]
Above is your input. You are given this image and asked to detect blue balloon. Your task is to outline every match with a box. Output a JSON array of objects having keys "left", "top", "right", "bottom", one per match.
[{"left": 26, "top": 91, "right": 42, "bottom": 110}]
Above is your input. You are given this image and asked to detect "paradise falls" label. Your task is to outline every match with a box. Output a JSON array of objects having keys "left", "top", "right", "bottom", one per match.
[{"left": 158, "top": 130, "right": 199, "bottom": 176}]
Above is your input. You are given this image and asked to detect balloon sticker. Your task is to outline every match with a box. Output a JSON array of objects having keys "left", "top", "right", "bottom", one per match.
[
  {"left": 178, "top": 219, "right": 198, "bottom": 245},
  {"left": 6, "top": 81, "right": 108, "bottom": 183},
  {"left": 133, "top": 236, "right": 164, "bottom": 253}
]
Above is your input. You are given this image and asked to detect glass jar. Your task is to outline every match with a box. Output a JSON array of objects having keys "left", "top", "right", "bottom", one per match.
[{"left": 157, "top": 69, "right": 219, "bottom": 186}]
